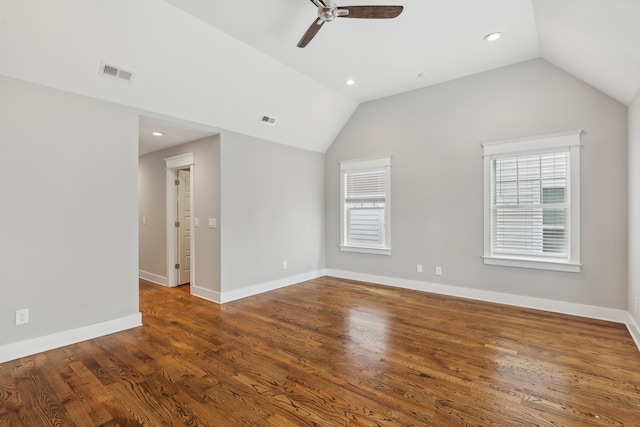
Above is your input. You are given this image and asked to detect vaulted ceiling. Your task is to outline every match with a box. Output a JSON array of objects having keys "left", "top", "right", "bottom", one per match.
[{"left": 1, "top": 0, "right": 638, "bottom": 154}]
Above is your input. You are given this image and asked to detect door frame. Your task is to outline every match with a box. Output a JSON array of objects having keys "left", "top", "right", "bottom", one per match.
[{"left": 164, "top": 152, "right": 195, "bottom": 288}]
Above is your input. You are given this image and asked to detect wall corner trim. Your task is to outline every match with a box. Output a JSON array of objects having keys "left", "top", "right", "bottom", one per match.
[
  {"left": 0, "top": 313, "right": 143, "bottom": 364},
  {"left": 219, "top": 270, "right": 326, "bottom": 304},
  {"left": 191, "top": 285, "right": 222, "bottom": 304},
  {"left": 139, "top": 270, "right": 169, "bottom": 287},
  {"left": 627, "top": 314, "right": 640, "bottom": 352}
]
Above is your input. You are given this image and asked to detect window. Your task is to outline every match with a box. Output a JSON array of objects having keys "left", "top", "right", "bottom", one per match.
[
  {"left": 340, "top": 157, "right": 391, "bottom": 255},
  {"left": 482, "top": 131, "right": 581, "bottom": 272}
]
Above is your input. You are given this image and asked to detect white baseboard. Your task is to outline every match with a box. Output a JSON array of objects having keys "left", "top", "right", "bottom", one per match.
[
  {"left": 219, "top": 270, "right": 326, "bottom": 303},
  {"left": 326, "top": 269, "right": 629, "bottom": 324},
  {"left": 139, "top": 270, "right": 169, "bottom": 287},
  {"left": 0, "top": 313, "right": 143, "bottom": 364},
  {"left": 191, "top": 285, "right": 221, "bottom": 304},
  {"left": 627, "top": 314, "right": 640, "bottom": 352},
  {"left": 193, "top": 271, "right": 640, "bottom": 353}
]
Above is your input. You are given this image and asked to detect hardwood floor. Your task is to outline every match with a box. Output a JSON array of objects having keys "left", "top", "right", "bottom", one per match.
[{"left": 1, "top": 277, "right": 639, "bottom": 426}]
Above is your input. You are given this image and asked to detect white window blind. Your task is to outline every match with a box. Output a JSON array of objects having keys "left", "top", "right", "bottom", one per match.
[
  {"left": 345, "top": 170, "right": 386, "bottom": 246},
  {"left": 493, "top": 152, "right": 568, "bottom": 257},
  {"left": 340, "top": 157, "right": 391, "bottom": 255},
  {"left": 482, "top": 130, "right": 581, "bottom": 272}
]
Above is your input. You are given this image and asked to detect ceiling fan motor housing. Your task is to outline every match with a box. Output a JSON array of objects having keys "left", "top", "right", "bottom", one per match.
[
  {"left": 318, "top": 1, "right": 348, "bottom": 22},
  {"left": 319, "top": 6, "right": 337, "bottom": 22}
]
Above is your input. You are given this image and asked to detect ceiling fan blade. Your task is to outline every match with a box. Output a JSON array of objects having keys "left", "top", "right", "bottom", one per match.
[
  {"left": 309, "top": 0, "right": 326, "bottom": 7},
  {"left": 337, "top": 5, "right": 403, "bottom": 19},
  {"left": 297, "top": 18, "right": 325, "bottom": 48}
]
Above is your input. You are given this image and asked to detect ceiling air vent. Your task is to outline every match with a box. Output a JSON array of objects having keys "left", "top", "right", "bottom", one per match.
[
  {"left": 99, "top": 62, "right": 134, "bottom": 83},
  {"left": 260, "top": 115, "right": 277, "bottom": 126}
]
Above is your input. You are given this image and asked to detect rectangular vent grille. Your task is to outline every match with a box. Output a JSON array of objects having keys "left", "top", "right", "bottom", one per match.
[
  {"left": 99, "top": 62, "right": 134, "bottom": 82},
  {"left": 117, "top": 69, "right": 133, "bottom": 81},
  {"left": 260, "top": 115, "right": 277, "bottom": 126}
]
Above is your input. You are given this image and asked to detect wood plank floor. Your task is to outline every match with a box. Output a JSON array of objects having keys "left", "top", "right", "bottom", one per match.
[{"left": 1, "top": 277, "right": 640, "bottom": 426}]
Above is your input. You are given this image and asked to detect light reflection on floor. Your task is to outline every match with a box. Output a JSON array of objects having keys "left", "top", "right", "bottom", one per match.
[{"left": 343, "top": 304, "right": 390, "bottom": 364}]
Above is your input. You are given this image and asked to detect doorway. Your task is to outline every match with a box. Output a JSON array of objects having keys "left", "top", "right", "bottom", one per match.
[{"left": 165, "top": 152, "right": 195, "bottom": 288}]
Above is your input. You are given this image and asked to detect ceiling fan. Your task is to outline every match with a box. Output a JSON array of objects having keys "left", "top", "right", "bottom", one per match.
[{"left": 297, "top": 0, "right": 403, "bottom": 48}]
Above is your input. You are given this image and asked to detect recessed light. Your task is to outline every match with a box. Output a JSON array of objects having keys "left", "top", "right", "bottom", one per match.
[
  {"left": 152, "top": 132, "right": 164, "bottom": 137},
  {"left": 346, "top": 79, "right": 355, "bottom": 85},
  {"left": 484, "top": 32, "right": 502, "bottom": 42}
]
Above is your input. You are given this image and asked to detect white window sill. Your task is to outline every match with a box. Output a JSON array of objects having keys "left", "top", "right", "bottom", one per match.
[
  {"left": 483, "top": 256, "right": 581, "bottom": 273},
  {"left": 340, "top": 245, "right": 391, "bottom": 256}
]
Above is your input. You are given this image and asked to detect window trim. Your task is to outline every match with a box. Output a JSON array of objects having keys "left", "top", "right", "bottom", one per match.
[
  {"left": 339, "top": 157, "right": 391, "bottom": 255},
  {"left": 482, "top": 130, "right": 582, "bottom": 272}
]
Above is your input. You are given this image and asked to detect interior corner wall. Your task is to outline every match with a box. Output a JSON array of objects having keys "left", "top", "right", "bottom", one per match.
[
  {"left": 0, "top": 74, "right": 139, "bottom": 348},
  {"left": 629, "top": 89, "right": 640, "bottom": 326},
  {"left": 325, "top": 58, "right": 629, "bottom": 310},
  {"left": 138, "top": 136, "right": 221, "bottom": 294},
  {"left": 219, "top": 131, "right": 325, "bottom": 298}
]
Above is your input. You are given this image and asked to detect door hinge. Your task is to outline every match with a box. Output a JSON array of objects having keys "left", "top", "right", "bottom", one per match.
[
  {"left": 175, "top": 263, "right": 180, "bottom": 269},
  {"left": 175, "top": 221, "right": 180, "bottom": 227},
  {"left": 175, "top": 179, "right": 180, "bottom": 186}
]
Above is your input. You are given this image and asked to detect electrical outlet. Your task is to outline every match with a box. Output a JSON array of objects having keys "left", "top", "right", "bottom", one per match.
[
  {"left": 283, "top": 261, "right": 288, "bottom": 270},
  {"left": 435, "top": 266, "right": 442, "bottom": 276},
  {"left": 417, "top": 264, "right": 423, "bottom": 273},
  {"left": 16, "top": 309, "right": 29, "bottom": 325}
]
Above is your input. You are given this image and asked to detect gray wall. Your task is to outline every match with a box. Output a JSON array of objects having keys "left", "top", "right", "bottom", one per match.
[
  {"left": 220, "top": 131, "right": 325, "bottom": 293},
  {"left": 326, "top": 58, "right": 629, "bottom": 309},
  {"left": 138, "top": 136, "right": 221, "bottom": 293},
  {"left": 629, "top": 89, "right": 640, "bottom": 324},
  {"left": 0, "top": 75, "right": 139, "bottom": 346}
]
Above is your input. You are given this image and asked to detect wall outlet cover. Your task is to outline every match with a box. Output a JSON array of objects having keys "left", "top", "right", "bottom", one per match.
[{"left": 16, "top": 309, "right": 29, "bottom": 325}]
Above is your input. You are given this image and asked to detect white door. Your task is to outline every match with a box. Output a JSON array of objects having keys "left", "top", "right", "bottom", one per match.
[{"left": 177, "top": 169, "right": 191, "bottom": 285}]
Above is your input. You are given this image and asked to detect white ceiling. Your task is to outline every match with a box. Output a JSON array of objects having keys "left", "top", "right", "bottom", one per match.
[
  {"left": 533, "top": 0, "right": 640, "bottom": 105},
  {"left": 164, "top": 0, "right": 640, "bottom": 105},
  {"left": 164, "top": 0, "right": 542, "bottom": 103},
  {"left": 139, "top": 116, "right": 219, "bottom": 156},
  {"left": 1, "top": 0, "right": 639, "bottom": 155}
]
